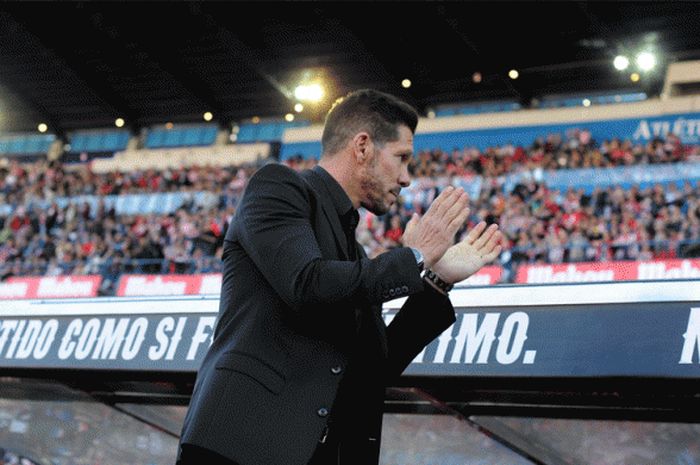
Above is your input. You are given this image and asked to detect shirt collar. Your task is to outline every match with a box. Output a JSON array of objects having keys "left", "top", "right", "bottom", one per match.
[{"left": 312, "top": 165, "right": 359, "bottom": 230}]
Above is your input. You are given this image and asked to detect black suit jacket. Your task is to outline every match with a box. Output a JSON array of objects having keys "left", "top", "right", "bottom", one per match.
[{"left": 178, "top": 164, "right": 456, "bottom": 465}]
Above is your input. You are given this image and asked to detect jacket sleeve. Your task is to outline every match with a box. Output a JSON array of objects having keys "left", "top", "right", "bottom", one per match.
[
  {"left": 385, "top": 284, "right": 456, "bottom": 379},
  {"left": 231, "top": 164, "right": 424, "bottom": 312}
]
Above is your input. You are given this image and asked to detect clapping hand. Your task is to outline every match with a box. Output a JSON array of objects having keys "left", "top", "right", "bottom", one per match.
[
  {"left": 402, "top": 186, "right": 470, "bottom": 269},
  {"left": 431, "top": 221, "right": 502, "bottom": 284}
]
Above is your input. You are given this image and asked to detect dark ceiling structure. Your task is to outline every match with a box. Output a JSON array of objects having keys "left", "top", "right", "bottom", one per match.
[{"left": 0, "top": 2, "right": 699, "bottom": 136}]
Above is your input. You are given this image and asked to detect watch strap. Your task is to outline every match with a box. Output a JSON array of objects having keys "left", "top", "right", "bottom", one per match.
[{"left": 422, "top": 268, "right": 453, "bottom": 293}]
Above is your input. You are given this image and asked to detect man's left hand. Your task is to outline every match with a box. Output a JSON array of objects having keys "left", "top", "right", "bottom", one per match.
[{"left": 430, "top": 221, "right": 502, "bottom": 284}]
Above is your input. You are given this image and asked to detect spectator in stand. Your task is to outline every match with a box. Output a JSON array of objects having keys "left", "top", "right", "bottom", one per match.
[
  {"left": 383, "top": 214, "right": 404, "bottom": 245},
  {"left": 132, "top": 234, "right": 164, "bottom": 273}
]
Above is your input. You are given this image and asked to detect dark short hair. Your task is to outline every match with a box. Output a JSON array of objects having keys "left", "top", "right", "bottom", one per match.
[{"left": 321, "top": 89, "right": 418, "bottom": 157}]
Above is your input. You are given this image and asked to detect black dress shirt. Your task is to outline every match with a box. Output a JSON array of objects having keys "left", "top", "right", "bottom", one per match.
[{"left": 313, "top": 166, "right": 360, "bottom": 259}]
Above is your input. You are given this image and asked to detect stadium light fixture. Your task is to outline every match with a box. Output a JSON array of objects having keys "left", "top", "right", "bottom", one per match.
[
  {"left": 37, "top": 123, "right": 47, "bottom": 133},
  {"left": 294, "top": 83, "right": 324, "bottom": 102},
  {"left": 285, "top": 113, "right": 295, "bottom": 122},
  {"left": 630, "top": 72, "right": 640, "bottom": 82},
  {"left": 401, "top": 78, "right": 411, "bottom": 89},
  {"left": 203, "top": 112, "right": 213, "bottom": 122},
  {"left": 294, "top": 103, "right": 304, "bottom": 113},
  {"left": 508, "top": 69, "right": 519, "bottom": 80},
  {"left": 613, "top": 55, "right": 630, "bottom": 71},
  {"left": 636, "top": 52, "right": 656, "bottom": 71},
  {"left": 582, "top": 99, "right": 591, "bottom": 107},
  {"left": 115, "top": 117, "right": 125, "bottom": 128}
]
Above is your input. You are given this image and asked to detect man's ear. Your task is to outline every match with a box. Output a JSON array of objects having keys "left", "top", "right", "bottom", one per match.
[{"left": 352, "top": 132, "right": 371, "bottom": 163}]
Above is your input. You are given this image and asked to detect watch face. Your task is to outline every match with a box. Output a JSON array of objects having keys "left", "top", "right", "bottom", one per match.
[{"left": 411, "top": 248, "right": 424, "bottom": 266}]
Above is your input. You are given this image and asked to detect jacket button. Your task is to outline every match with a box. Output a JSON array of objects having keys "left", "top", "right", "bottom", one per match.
[
  {"left": 331, "top": 365, "right": 342, "bottom": 375},
  {"left": 401, "top": 285, "right": 409, "bottom": 293},
  {"left": 317, "top": 408, "right": 329, "bottom": 417},
  {"left": 389, "top": 289, "right": 395, "bottom": 297}
]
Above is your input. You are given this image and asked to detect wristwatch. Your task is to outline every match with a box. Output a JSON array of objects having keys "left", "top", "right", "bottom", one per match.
[{"left": 409, "top": 247, "right": 425, "bottom": 272}]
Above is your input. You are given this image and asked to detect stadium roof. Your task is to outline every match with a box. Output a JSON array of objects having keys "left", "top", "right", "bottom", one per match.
[{"left": 1, "top": 2, "right": 699, "bottom": 135}]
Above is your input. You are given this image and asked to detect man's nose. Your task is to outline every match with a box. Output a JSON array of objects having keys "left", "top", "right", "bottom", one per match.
[{"left": 398, "top": 165, "right": 410, "bottom": 187}]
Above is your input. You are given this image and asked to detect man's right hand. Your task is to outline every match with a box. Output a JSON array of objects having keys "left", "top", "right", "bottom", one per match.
[{"left": 402, "top": 186, "right": 470, "bottom": 269}]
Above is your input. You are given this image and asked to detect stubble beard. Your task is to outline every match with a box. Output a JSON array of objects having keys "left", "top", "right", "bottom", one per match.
[{"left": 359, "top": 167, "right": 391, "bottom": 216}]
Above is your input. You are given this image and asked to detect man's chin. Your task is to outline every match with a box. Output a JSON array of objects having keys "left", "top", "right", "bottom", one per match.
[{"left": 363, "top": 200, "right": 391, "bottom": 216}]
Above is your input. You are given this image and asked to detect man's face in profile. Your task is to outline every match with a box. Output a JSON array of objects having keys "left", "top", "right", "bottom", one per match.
[{"left": 359, "top": 125, "right": 413, "bottom": 215}]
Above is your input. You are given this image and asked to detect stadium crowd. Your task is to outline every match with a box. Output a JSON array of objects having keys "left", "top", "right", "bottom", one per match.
[{"left": 1, "top": 130, "right": 699, "bottom": 294}]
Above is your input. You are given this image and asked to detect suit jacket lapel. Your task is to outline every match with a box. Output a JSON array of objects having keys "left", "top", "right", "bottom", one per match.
[{"left": 300, "top": 169, "right": 350, "bottom": 260}]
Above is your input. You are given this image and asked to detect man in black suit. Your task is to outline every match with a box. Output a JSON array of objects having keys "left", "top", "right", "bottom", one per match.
[{"left": 177, "top": 89, "right": 502, "bottom": 465}]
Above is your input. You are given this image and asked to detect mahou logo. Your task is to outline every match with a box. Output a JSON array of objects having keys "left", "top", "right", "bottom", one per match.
[
  {"left": 518, "top": 259, "right": 700, "bottom": 284},
  {"left": 637, "top": 260, "right": 700, "bottom": 280},
  {"left": 117, "top": 274, "right": 222, "bottom": 296},
  {"left": 518, "top": 263, "right": 618, "bottom": 283},
  {"left": 0, "top": 276, "right": 101, "bottom": 300}
]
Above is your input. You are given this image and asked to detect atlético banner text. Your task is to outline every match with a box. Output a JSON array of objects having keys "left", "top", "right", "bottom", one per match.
[{"left": 1, "top": 280, "right": 699, "bottom": 378}]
